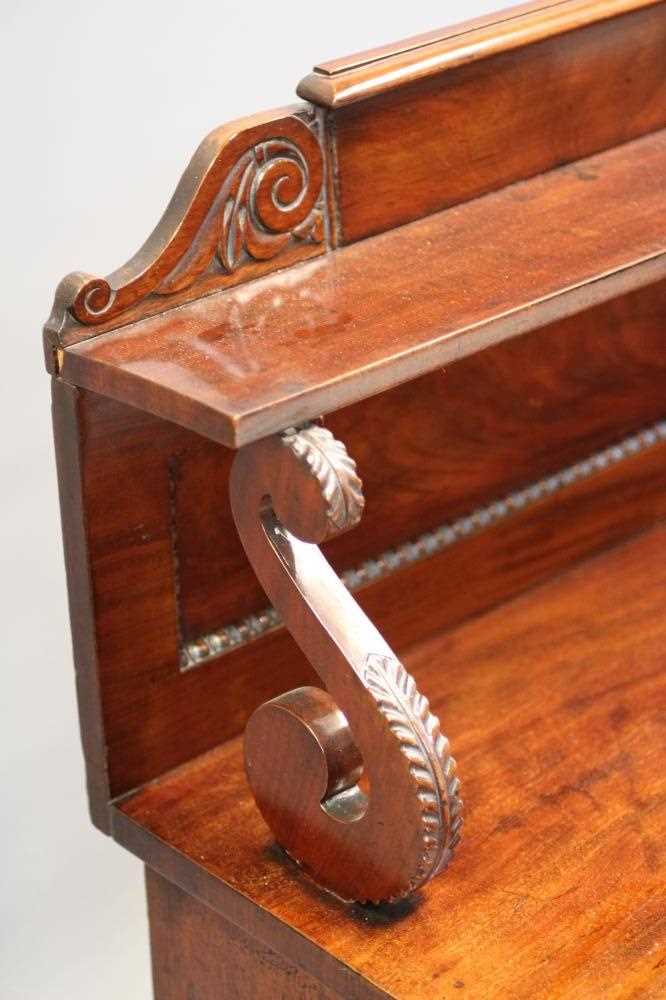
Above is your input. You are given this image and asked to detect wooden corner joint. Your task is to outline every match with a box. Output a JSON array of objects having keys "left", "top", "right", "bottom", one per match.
[
  {"left": 49, "top": 107, "right": 326, "bottom": 332},
  {"left": 230, "top": 422, "right": 462, "bottom": 903}
]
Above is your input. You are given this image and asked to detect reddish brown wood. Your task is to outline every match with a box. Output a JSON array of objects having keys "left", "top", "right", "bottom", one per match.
[
  {"left": 52, "top": 287, "right": 666, "bottom": 814},
  {"left": 57, "top": 130, "right": 666, "bottom": 447},
  {"left": 230, "top": 424, "right": 460, "bottom": 902},
  {"left": 146, "top": 868, "right": 350, "bottom": 1000},
  {"left": 45, "top": 107, "right": 326, "bottom": 349},
  {"left": 52, "top": 380, "right": 111, "bottom": 831},
  {"left": 299, "top": 0, "right": 662, "bottom": 107},
  {"left": 45, "top": 3, "right": 666, "bottom": 991},
  {"left": 313, "top": 2, "right": 666, "bottom": 243},
  {"left": 44, "top": 1, "right": 665, "bottom": 367},
  {"left": 176, "top": 281, "right": 666, "bottom": 640},
  {"left": 72, "top": 420, "right": 666, "bottom": 814},
  {"left": 119, "top": 525, "right": 666, "bottom": 999}
]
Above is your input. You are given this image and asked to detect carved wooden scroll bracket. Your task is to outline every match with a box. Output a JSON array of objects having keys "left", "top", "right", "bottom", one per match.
[
  {"left": 49, "top": 108, "right": 325, "bottom": 334},
  {"left": 230, "top": 423, "right": 462, "bottom": 903}
]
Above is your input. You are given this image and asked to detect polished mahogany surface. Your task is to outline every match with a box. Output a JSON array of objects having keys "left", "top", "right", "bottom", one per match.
[
  {"left": 308, "top": 1, "right": 666, "bottom": 243},
  {"left": 299, "top": 0, "right": 663, "bottom": 107},
  {"left": 52, "top": 289, "right": 666, "bottom": 817},
  {"left": 47, "top": 0, "right": 666, "bottom": 991},
  {"left": 59, "top": 130, "right": 666, "bottom": 448},
  {"left": 117, "top": 525, "right": 666, "bottom": 998},
  {"left": 146, "top": 870, "right": 346, "bottom": 1000}
]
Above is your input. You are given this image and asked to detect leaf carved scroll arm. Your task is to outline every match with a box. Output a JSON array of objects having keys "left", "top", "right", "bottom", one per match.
[
  {"left": 53, "top": 110, "right": 324, "bottom": 327},
  {"left": 230, "top": 423, "right": 462, "bottom": 904}
]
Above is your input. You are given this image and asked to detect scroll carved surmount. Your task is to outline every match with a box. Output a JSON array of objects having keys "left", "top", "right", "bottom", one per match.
[
  {"left": 53, "top": 112, "right": 325, "bottom": 328},
  {"left": 230, "top": 423, "right": 461, "bottom": 903}
]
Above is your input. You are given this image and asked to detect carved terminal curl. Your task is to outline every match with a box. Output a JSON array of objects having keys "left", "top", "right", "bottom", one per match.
[
  {"left": 230, "top": 424, "right": 461, "bottom": 903},
  {"left": 55, "top": 112, "right": 325, "bottom": 327}
]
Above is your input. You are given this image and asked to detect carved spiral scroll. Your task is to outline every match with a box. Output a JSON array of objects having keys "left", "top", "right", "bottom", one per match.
[
  {"left": 57, "top": 113, "right": 324, "bottom": 326},
  {"left": 230, "top": 424, "right": 462, "bottom": 903}
]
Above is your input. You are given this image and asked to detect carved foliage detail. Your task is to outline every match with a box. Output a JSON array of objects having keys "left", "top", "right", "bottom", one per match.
[
  {"left": 364, "top": 653, "right": 462, "bottom": 888},
  {"left": 282, "top": 424, "right": 365, "bottom": 533},
  {"left": 62, "top": 115, "right": 325, "bottom": 326}
]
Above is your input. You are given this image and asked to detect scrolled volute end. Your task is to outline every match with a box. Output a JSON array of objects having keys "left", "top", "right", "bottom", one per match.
[{"left": 269, "top": 424, "right": 365, "bottom": 544}]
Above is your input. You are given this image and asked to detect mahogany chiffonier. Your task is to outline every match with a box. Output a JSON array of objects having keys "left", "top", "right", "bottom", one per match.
[{"left": 45, "top": 1, "right": 666, "bottom": 996}]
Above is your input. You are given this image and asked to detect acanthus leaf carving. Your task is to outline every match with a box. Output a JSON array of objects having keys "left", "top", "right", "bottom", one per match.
[
  {"left": 364, "top": 652, "right": 462, "bottom": 889},
  {"left": 281, "top": 424, "right": 365, "bottom": 534},
  {"left": 231, "top": 422, "right": 461, "bottom": 903}
]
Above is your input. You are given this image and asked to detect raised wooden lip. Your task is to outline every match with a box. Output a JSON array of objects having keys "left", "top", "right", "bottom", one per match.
[
  {"left": 58, "top": 130, "right": 666, "bottom": 449},
  {"left": 312, "top": 0, "right": 569, "bottom": 75},
  {"left": 297, "top": 0, "right": 664, "bottom": 108}
]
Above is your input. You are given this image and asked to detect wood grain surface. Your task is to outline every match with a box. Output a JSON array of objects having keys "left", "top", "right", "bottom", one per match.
[
  {"left": 52, "top": 380, "right": 110, "bottom": 830},
  {"left": 52, "top": 285, "right": 666, "bottom": 811},
  {"left": 44, "top": 107, "right": 327, "bottom": 348},
  {"left": 299, "top": 0, "right": 664, "bottom": 108},
  {"left": 58, "top": 131, "right": 666, "bottom": 447},
  {"left": 230, "top": 425, "right": 461, "bottom": 902},
  {"left": 119, "top": 524, "right": 666, "bottom": 999},
  {"left": 47, "top": 2, "right": 666, "bottom": 992},
  {"left": 146, "top": 869, "right": 347, "bottom": 1000},
  {"left": 322, "top": 2, "right": 666, "bottom": 241}
]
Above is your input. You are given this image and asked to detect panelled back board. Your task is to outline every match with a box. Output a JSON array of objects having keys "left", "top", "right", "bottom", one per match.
[{"left": 54, "top": 281, "right": 666, "bottom": 825}]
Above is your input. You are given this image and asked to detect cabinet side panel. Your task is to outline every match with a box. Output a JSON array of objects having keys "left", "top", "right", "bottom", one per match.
[
  {"left": 146, "top": 868, "right": 364, "bottom": 1000},
  {"left": 52, "top": 379, "right": 110, "bottom": 831}
]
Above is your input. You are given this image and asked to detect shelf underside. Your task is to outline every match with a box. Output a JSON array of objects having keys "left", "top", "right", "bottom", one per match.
[
  {"left": 116, "top": 521, "right": 666, "bottom": 999},
  {"left": 61, "top": 128, "right": 666, "bottom": 448}
]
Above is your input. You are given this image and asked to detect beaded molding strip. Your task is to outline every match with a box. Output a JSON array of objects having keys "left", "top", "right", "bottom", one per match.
[{"left": 181, "top": 419, "right": 666, "bottom": 671}]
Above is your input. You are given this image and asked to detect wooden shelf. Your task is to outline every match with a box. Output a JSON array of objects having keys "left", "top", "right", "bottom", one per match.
[
  {"left": 114, "top": 522, "right": 666, "bottom": 999},
  {"left": 60, "top": 129, "right": 666, "bottom": 448}
]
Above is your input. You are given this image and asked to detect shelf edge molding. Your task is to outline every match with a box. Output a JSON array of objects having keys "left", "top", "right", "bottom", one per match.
[
  {"left": 56, "top": 129, "right": 666, "bottom": 449},
  {"left": 297, "top": 0, "right": 663, "bottom": 108}
]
